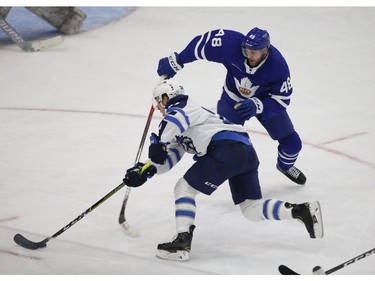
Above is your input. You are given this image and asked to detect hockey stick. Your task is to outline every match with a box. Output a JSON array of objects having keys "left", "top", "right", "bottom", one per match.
[
  {"left": 118, "top": 76, "right": 166, "bottom": 236},
  {"left": 118, "top": 104, "right": 155, "bottom": 236},
  {"left": 279, "top": 247, "right": 375, "bottom": 275},
  {"left": 13, "top": 163, "right": 153, "bottom": 250},
  {"left": 14, "top": 182, "right": 125, "bottom": 250},
  {"left": 0, "top": 16, "right": 63, "bottom": 52}
]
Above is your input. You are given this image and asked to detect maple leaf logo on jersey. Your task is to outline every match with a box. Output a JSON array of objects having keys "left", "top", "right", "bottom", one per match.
[{"left": 235, "top": 77, "right": 259, "bottom": 98}]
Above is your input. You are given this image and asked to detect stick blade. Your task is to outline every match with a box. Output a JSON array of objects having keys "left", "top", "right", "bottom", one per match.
[
  {"left": 278, "top": 265, "right": 300, "bottom": 275},
  {"left": 13, "top": 234, "right": 48, "bottom": 250},
  {"left": 120, "top": 221, "right": 139, "bottom": 237},
  {"left": 22, "top": 35, "right": 64, "bottom": 52}
]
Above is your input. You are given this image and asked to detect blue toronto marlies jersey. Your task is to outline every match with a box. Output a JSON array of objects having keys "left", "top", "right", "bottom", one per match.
[{"left": 177, "top": 29, "right": 293, "bottom": 120}]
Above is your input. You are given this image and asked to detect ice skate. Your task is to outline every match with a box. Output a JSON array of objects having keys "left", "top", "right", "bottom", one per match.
[
  {"left": 277, "top": 163, "right": 307, "bottom": 185},
  {"left": 288, "top": 201, "right": 323, "bottom": 238},
  {"left": 156, "top": 225, "right": 195, "bottom": 261}
]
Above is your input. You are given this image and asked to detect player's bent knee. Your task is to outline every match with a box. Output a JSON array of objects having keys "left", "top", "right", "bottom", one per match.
[
  {"left": 239, "top": 199, "right": 263, "bottom": 221},
  {"left": 174, "top": 177, "right": 199, "bottom": 199},
  {"left": 279, "top": 131, "right": 302, "bottom": 153}
]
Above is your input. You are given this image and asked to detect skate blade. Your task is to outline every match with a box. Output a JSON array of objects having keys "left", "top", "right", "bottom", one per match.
[
  {"left": 156, "top": 249, "right": 189, "bottom": 261},
  {"left": 309, "top": 201, "right": 324, "bottom": 238}
]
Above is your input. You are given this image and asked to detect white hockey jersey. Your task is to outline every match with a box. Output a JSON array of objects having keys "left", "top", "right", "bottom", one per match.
[{"left": 153, "top": 94, "right": 251, "bottom": 174}]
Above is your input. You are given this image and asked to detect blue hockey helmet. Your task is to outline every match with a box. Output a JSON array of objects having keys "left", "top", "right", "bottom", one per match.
[{"left": 242, "top": 27, "right": 270, "bottom": 52}]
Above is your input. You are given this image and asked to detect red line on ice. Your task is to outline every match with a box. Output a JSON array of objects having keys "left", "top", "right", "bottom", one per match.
[
  {"left": 1, "top": 107, "right": 373, "bottom": 169},
  {"left": 0, "top": 216, "right": 19, "bottom": 223},
  {"left": 0, "top": 249, "right": 42, "bottom": 260},
  {"left": 318, "top": 132, "right": 368, "bottom": 145},
  {"left": 249, "top": 129, "right": 374, "bottom": 169},
  {"left": 0, "top": 106, "right": 145, "bottom": 118}
]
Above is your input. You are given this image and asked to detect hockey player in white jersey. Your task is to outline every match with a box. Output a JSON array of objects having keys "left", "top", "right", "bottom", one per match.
[{"left": 123, "top": 80, "right": 323, "bottom": 261}]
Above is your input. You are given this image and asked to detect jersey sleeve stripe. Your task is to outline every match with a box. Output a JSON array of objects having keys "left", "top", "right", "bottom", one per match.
[
  {"left": 167, "top": 107, "right": 190, "bottom": 126},
  {"left": 270, "top": 95, "right": 290, "bottom": 109},
  {"left": 164, "top": 115, "right": 186, "bottom": 133},
  {"left": 169, "top": 147, "right": 182, "bottom": 162},
  {"left": 194, "top": 34, "right": 205, "bottom": 60},
  {"left": 200, "top": 30, "right": 212, "bottom": 60}
]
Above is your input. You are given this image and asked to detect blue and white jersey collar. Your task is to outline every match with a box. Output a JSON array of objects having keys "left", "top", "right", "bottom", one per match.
[{"left": 244, "top": 53, "right": 269, "bottom": 75}]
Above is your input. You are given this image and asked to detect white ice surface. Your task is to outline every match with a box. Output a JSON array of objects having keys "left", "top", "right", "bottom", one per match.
[{"left": 1, "top": 7, "right": 375, "bottom": 276}]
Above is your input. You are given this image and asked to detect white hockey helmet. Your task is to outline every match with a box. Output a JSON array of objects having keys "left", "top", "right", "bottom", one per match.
[{"left": 152, "top": 80, "right": 185, "bottom": 105}]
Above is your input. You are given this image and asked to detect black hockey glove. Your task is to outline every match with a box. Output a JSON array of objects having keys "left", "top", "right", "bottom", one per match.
[
  {"left": 148, "top": 133, "right": 168, "bottom": 165},
  {"left": 123, "top": 162, "right": 157, "bottom": 187}
]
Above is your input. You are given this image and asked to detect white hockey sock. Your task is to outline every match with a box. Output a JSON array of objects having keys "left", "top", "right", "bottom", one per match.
[
  {"left": 174, "top": 178, "right": 199, "bottom": 233},
  {"left": 240, "top": 199, "right": 293, "bottom": 221}
]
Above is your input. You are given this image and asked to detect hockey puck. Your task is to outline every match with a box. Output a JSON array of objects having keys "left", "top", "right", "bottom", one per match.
[{"left": 312, "top": 266, "right": 326, "bottom": 275}]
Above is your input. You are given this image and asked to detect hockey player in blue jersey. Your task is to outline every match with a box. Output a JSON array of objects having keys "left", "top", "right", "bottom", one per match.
[
  {"left": 156, "top": 27, "right": 306, "bottom": 185},
  {"left": 123, "top": 80, "right": 323, "bottom": 261}
]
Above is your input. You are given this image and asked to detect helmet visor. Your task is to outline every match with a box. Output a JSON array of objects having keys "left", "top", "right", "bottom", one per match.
[{"left": 242, "top": 46, "right": 265, "bottom": 59}]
